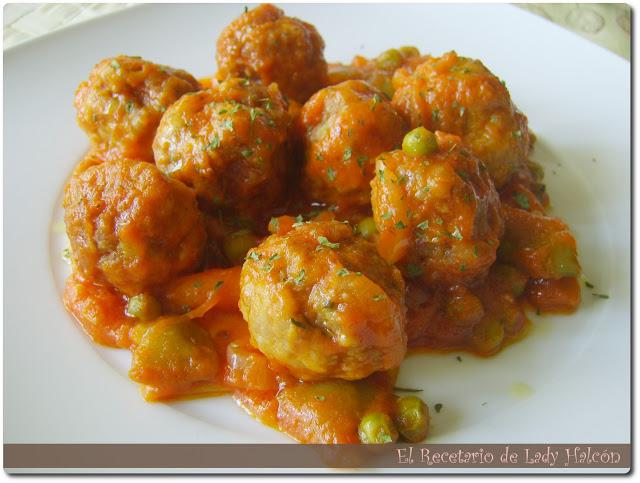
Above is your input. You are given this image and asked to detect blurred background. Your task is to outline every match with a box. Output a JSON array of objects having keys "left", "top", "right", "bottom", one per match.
[{"left": 3, "top": 3, "right": 631, "bottom": 60}]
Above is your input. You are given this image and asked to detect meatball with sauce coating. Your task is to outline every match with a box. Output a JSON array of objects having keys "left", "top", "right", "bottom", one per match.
[
  {"left": 153, "top": 78, "right": 290, "bottom": 217},
  {"left": 216, "top": 4, "right": 328, "bottom": 103},
  {"left": 371, "top": 130, "right": 504, "bottom": 286},
  {"left": 74, "top": 55, "right": 200, "bottom": 162},
  {"left": 239, "top": 220, "right": 407, "bottom": 381},
  {"left": 392, "top": 51, "right": 530, "bottom": 188},
  {"left": 298, "top": 80, "right": 407, "bottom": 208},
  {"left": 64, "top": 158, "right": 206, "bottom": 296}
]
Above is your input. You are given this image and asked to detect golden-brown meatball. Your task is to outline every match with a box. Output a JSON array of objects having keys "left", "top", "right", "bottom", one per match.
[
  {"left": 371, "top": 131, "right": 504, "bottom": 286},
  {"left": 392, "top": 51, "right": 530, "bottom": 188},
  {"left": 328, "top": 46, "right": 424, "bottom": 98},
  {"left": 239, "top": 220, "right": 407, "bottom": 381},
  {"left": 153, "top": 78, "right": 290, "bottom": 217},
  {"left": 74, "top": 55, "right": 200, "bottom": 162},
  {"left": 216, "top": 4, "right": 328, "bottom": 103},
  {"left": 64, "top": 158, "right": 206, "bottom": 296},
  {"left": 298, "top": 80, "right": 407, "bottom": 208}
]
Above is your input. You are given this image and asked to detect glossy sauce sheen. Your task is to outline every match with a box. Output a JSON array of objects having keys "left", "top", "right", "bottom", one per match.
[{"left": 63, "top": 4, "right": 581, "bottom": 444}]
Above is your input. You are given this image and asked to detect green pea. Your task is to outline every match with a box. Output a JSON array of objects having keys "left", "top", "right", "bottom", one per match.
[
  {"left": 471, "top": 318, "right": 505, "bottom": 354},
  {"left": 126, "top": 293, "right": 162, "bottom": 321},
  {"left": 357, "top": 217, "right": 378, "bottom": 239},
  {"left": 402, "top": 127, "right": 438, "bottom": 156},
  {"left": 376, "top": 49, "right": 403, "bottom": 70},
  {"left": 223, "top": 229, "right": 259, "bottom": 265},
  {"left": 395, "top": 396, "right": 430, "bottom": 442},
  {"left": 358, "top": 412, "right": 399, "bottom": 444},
  {"left": 398, "top": 46, "right": 420, "bottom": 58}
]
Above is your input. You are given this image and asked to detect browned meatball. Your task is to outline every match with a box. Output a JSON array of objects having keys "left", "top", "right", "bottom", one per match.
[
  {"left": 153, "top": 78, "right": 290, "bottom": 218},
  {"left": 239, "top": 220, "right": 407, "bottom": 381},
  {"left": 298, "top": 80, "right": 407, "bottom": 208},
  {"left": 64, "top": 158, "right": 206, "bottom": 296},
  {"left": 216, "top": 4, "right": 328, "bottom": 103},
  {"left": 74, "top": 55, "right": 200, "bottom": 162},
  {"left": 392, "top": 51, "right": 530, "bottom": 188},
  {"left": 371, "top": 131, "right": 504, "bottom": 286}
]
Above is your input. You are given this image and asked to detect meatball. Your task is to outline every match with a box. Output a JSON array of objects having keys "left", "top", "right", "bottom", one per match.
[
  {"left": 74, "top": 55, "right": 200, "bottom": 162},
  {"left": 392, "top": 51, "right": 530, "bottom": 188},
  {"left": 153, "top": 78, "right": 290, "bottom": 217},
  {"left": 64, "top": 158, "right": 206, "bottom": 296},
  {"left": 239, "top": 220, "right": 407, "bottom": 381},
  {"left": 371, "top": 131, "right": 504, "bottom": 286},
  {"left": 328, "top": 46, "right": 424, "bottom": 98},
  {"left": 216, "top": 4, "right": 327, "bottom": 103},
  {"left": 298, "top": 80, "right": 407, "bottom": 208}
]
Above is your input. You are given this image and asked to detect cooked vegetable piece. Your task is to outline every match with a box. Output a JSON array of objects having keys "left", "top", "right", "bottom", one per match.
[
  {"left": 161, "top": 267, "right": 241, "bottom": 314},
  {"left": 63, "top": 274, "right": 134, "bottom": 348},
  {"left": 500, "top": 205, "right": 580, "bottom": 279},
  {"left": 402, "top": 127, "right": 438, "bottom": 156},
  {"left": 126, "top": 293, "right": 162, "bottom": 321},
  {"left": 526, "top": 277, "right": 581, "bottom": 314},
  {"left": 356, "top": 216, "right": 378, "bottom": 239},
  {"left": 395, "top": 396, "right": 430, "bottom": 442},
  {"left": 358, "top": 412, "right": 399, "bottom": 444},
  {"left": 129, "top": 317, "right": 220, "bottom": 400},
  {"left": 223, "top": 229, "right": 260, "bottom": 265}
]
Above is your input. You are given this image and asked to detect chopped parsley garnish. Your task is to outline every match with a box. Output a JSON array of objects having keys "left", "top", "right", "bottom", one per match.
[
  {"left": 357, "top": 155, "right": 367, "bottom": 168},
  {"left": 372, "top": 294, "right": 385, "bottom": 301},
  {"left": 249, "top": 108, "right": 258, "bottom": 123},
  {"left": 316, "top": 152, "right": 324, "bottom": 161},
  {"left": 381, "top": 212, "right": 392, "bottom": 220},
  {"left": 205, "top": 136, "right": 221, "bottom": 150},
  {"left": 343, "top": 148, "right": 352, "bottom": 161},
  {"left": 295, "top": 214, "right": 304, "bottom": 223},
  {"left": 514, "top": 192, "right": 530, "bottom": 210},
  {"left": 592, "top": 293, "right": 610, "bottom": 299},
  {"left": 214, "top": 280, "right": 224, "bottom": 290},
  {"left": 222, "top": 119, "right": 234, "bottom": 131},
  {"left": 473, "top": 245, "right": 479, "bottom": 257},
  {"left": 327, "top": 167, "right": 336, "bottom": 182},
  {"left": 417, "top": 220, "right": 429, "bottom": 230},
  {"left": 192, "top": 280, "right": 203, "bottom": 288},
  {"left": 584, "top": 280, "right": 595, "bottom": 289},
  {"left": 290, "top": 318, "right": 307, "bottom": 329},
  {"left": 395, "top": 221, "right": 407, "bottom": 230},
  {"left": 456, "top": 356, "right": 463, "bottom": 362},
  {"left": 450, "top": 226, "right": 463, "bottom": 240},
  {"left": 315, "top": 395, "right": 325, "bottom": 401},
  {"left": 317, "top": 236, "right": 340, "bottom": 249},
  {"left": 337, "top": 268, "right": 349, "bottom": 276},
  {"left": 456, "top": 169, "right": 469, "bottom": 181},
  {"left": 293, "top": 269, "right": 306, "bottom": 285},
  {"left": 246, "top": 251, "right": 260, "bottom": 262},
  {"left": 110, "top": 60, "right": 121, "bottom": 71},
  {"left": 394, "top": 387, "right": 423, "bottom": 393},
  {"left": 406, "top": 264, "right": 423, "bottom": 278},
  {"left": 434, "top": 403, "right": 443, "bottom": 413},
  {"left": 512, "top": 130, "right": 523, "bottom": 138},
  {"left": 125, "top": 101, "right": 134, "bottom": 113},
  {"left": 431, "top": 108, "right": 440, "bottom": 122},
  {"left": 241, "top": 148, "right": 253, "bottom": 158},
  {"left": 435, "top": 217, "right": 444, "bottom": 225},
  {"left": 459, "top": 106, "right": 466, "bottom": 117},
  {"left": 378, "top": 168, "right": 385, "bottom": 181},
  {"left": 371, "top": 93, "right": 382, "bottom": 111},
  {"left": 460, "top": 264, "right": 467, "bottom": 272}
]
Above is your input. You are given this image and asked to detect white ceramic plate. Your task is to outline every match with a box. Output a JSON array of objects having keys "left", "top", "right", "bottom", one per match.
[{"left": 4, "top": 3, "right": 630, "bottom": 448}]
